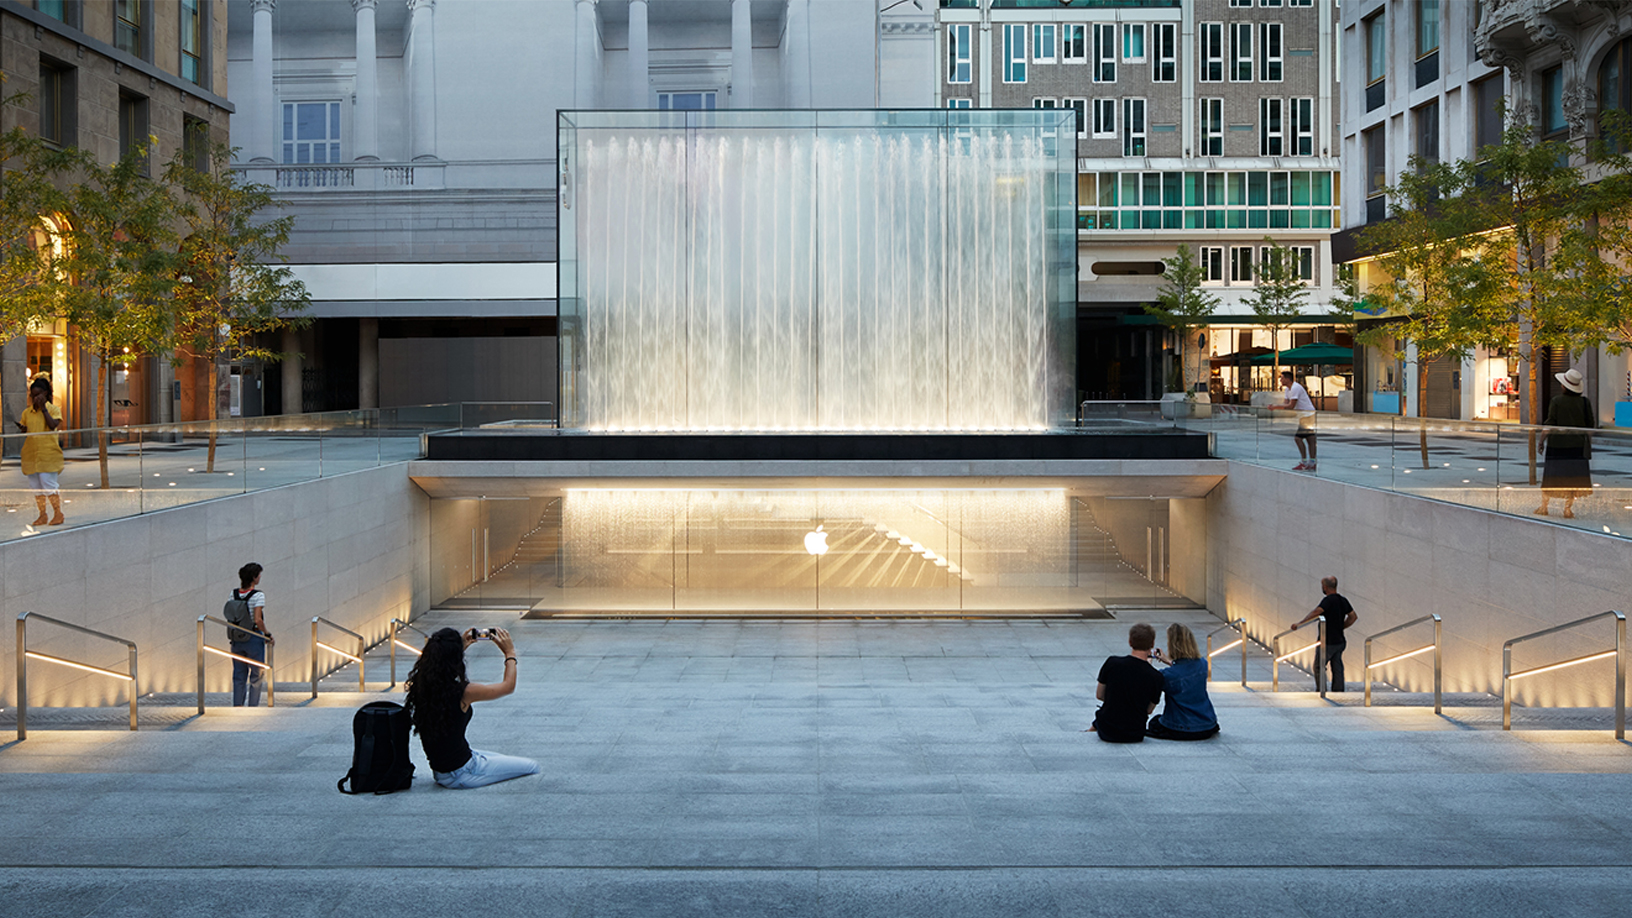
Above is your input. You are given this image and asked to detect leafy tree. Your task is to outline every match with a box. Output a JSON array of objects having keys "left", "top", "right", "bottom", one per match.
[
  {"left": 1244, "top": 239, "right": 1311, "bottom": 385},
  {"left": 163, "top": 139, "right": 311, "bottom": 470},
  {"left": 1144, "top": 245, "right": 1219, "bottom": 397},
  {"left": 0, "top": 127, "right": 67, "bottom": 345}
]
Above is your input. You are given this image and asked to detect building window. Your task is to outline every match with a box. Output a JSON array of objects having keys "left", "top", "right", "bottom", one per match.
[
  {"left": 1033, "top": 97, "right": 1057, "bottom": 109},
  {"left": 38, "top": 60, "right": 74, "bottom": 148},
  {"left": 1364, "top": 126, "right": 1386, "bottom": 199},
  {"left": 1264, "top": 245, "right": 1314, "bottom": 282},
  {"left": 1259, "top": 23, "right": 1282, "bottom": 82},
  {"left": 1004, "top": 24, "right": 1027, "bottom": 83},
  {"left": 118, "top": 91, "right": 149, "bottom": 171},
  {"left": 1229, "top": 0, "right": 1252, "bottom": 7},
  {"left": 1033, "top": 24, "right": 1057, "bottom": 64},
  {"left": 115, "top": 0, "right": 143, "bottom": 58},
  {"left": 1064, "top": 97, "right": 1088, "bottom": 139},
  {"left": 1415, "top": 99, "right": 1439, "bottom": 167},
  {"left": 1289, "top": 0, "right": 1313, "bottom": 6},
  {"left": 1231, "top": 23, "right": 1253, "bottom": 82},
  {"left": 946, "top": 98, "right": 971, "bottom": 109},
  {"left": 1063, "top": 24, "right": 1086, "bottom": 64},
  {"left": 1365, "top": 13, "right": 1386, "bottom": 84},
  {"left": 1200, "top": 246, "right": 1225, "bottom": 284},
  {"left": 1153, "top": 23, "right": 1176, "bottom": 82},
  {"left": 1417, "top": 0, "right": 1440, "bottom": 58},
  {"left": 1261, "top": 0, "right": 1283, "bottom": 6},
  {"left": 1541, "top": 66, "right": 1567, "bottom": 138},
  {"left": 1230, "top": 245, "right": 1255, "bottom": 283},
  {"left": 183, "top": 116, "right": 209, "bottom": 173},
  {"left": 282, "top": 100, "right": 342, "bottom": 163},
  {"left": 1122, "top": 99, "right": 1146, "bottom": 157},
  {"left": 1076, "top": 169, "right": 1340, "bottom": 233},
  {"left": 1123, "top": 24, "right": 1145, "bottom": 63},
  {"left": 1093, "top": 98, "right": 1116, "bottom": 138},
  {"left": 37, "top": 0, "right": 70, "bottom": 24},
  {"left": 1093, "top": 24, "right": 1116, "bottom": 83},
  {"left": 1601, "top": 39, "right": 1632, "bottom": 144},
  {"left": 1291, "top": 98, "right": 1313, "bottom": 156},
  {"left": 658, "top": 91, "right": 716, "bottom": 110},
  {"left": 947, "top": 24, "right": 971, "bottom": 84},
  {"left": 1200, "top": 23, "right": 1224, "bottom": 83},
  {"left": 1473, "top": 73, "right": 1504, "bottom": 153},
  {"left": 1200, "top": 98, "right": 1223, "bottom": 155},
  {"left": 180, "top": 0, "right": 202, "bottom": 85},
  {"left": 1261, "top": 98, "right": 1284, "bottom": 156}
]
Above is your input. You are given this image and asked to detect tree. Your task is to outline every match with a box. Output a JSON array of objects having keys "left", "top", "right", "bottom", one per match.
[
  {"left": 163, "top": 139, "right": 311, "bottom": 471},
  {"left": 0, "top": 127, "right": 68, "bottom": 345},
  {"left": 45, "top": 143, "right": 181, "bottom": 487},
  {"left": 1244, "top": 239, "right": 1311, "bottom": 386},
  {"left": 1144, "top": 245, "right": 1220, "bottom": 398}
]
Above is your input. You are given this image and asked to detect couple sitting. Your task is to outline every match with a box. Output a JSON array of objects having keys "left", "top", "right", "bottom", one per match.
[{"left": 1089, "top": 622, "right": 1219, "bottom": 742}]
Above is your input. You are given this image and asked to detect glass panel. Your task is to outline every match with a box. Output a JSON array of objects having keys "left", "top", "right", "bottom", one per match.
[
  {"left": 1291, "top": 171, "right": 1312, "bottom": 205},
  {"left": 1163, "top": 172, "right": 1182, "bottom": 207},
  {"left": 1227, "top": 172, "right": 1245, "bottom": 206},
  {"left": 1314, "top": 171, "right": 1332, "bottom": 205},
  {"left": 297, "top": 103, "right": 327, "bottom": 141},
  {"left": 1248, "top": 172, "right": 1268, "bottom": 206},
  {"left": 1099, "top": 172, "right": 1119, "bottom": 207},
  {"left": 1270, "top": 171, "right": 1289, "bottom": 205}
]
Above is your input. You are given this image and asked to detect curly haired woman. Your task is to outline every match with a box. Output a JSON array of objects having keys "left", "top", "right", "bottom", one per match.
[{"left": 403, "top": 627, "right": 540, "bottom": 789}]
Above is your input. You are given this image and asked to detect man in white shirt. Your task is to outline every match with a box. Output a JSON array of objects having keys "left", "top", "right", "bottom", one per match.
[{"left": 1270, "top": 369, "right": 1318, "bottom": 471}]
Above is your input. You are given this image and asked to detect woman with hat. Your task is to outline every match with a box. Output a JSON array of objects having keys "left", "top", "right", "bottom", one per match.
[{"left": 1535, "top": 367, "right": 1596, "bottom": 519}]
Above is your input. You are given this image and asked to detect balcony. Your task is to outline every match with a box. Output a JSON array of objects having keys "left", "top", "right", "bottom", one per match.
[{"left": 230, "top": 160, "right": 447, "bottom": 192}]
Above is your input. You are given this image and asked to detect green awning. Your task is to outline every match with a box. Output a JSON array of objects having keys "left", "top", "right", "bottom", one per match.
[{"left": 1250, "top": 343, "right": 1354, "bottom": 365}]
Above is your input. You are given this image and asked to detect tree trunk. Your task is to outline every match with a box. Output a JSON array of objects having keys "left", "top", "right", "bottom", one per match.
[
  {"left": 95, "top": 355, "right": 109, "bottom": 489},
  {"left": 206, "top": 358, "right": 218, "bottom": 473},
  {"left": 1526, "top": 353, "right": 1541, "bottom": 485},
  {"left": 1418, "top": 361, "right": 1430, "bottom": 469}
]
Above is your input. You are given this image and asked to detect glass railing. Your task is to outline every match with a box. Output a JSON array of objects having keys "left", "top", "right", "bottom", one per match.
[{"left": 0, "top": 402, "right": 554, "bottom": 543}]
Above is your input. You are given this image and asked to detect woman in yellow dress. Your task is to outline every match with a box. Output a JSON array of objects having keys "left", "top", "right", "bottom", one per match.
[{"left": 14, "top": 377, "right": 65, "bottom": 526}]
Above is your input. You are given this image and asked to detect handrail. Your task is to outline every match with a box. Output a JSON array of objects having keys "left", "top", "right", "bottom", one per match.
[
  {"left": 195, "top": 615, "right": 277, "bottom": 714},
  {"left": 1363, "top": 614, "right": 1442, "bottom": 713},
  {"left": 389, "top": 618, "right": 431, "bottom": 687},
  {"left": 1502, "top": 610, "right": 1626, "bottom": 739},
  {"left": 1271, "top": 619, "right": 1327, "bottom": 696},
  {"left": 310, "top": 617, "right": 366, "bottom": 699},
  {"left": 1206, "top": 618, "right": 1248, "bottom": 686},
  {"left": 15, "top": 612, "right": 139, "bottom": 740}
]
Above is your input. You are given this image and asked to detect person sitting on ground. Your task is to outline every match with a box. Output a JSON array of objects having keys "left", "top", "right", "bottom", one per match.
[
  {"left": 1147, "top": 623, "right": 1220, "bottom": 741},
  {"left": 403, "top": 626, "right": 540, "bottom": 789},
  {"left": 1087, "top": 623, "right": 1165, "bottom": 743}
]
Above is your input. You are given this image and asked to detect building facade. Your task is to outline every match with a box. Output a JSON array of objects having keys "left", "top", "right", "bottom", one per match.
[
  {"left": 0, "top": 0, "right": 233, "bottom": 440},
  {"left": 225, "top": 0, "right": 935, "bottom": 415},
  {"left": 939, "top": 0, "right": 1345, "bottom": 404}
]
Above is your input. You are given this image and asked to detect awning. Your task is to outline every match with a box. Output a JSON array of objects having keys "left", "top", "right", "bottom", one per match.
[{"left": 1250, "top": 343, "right": 1354, "bottom": 365}]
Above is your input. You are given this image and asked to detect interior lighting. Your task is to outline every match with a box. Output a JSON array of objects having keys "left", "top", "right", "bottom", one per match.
[
  {"left": 316, "top": 641, "right": 362, "bottom": 663},
  {"left": 24, "top": 651, "right": 133, "bottom": 681},
  {"left": 885, "top": 531, "right": 901, "bottom": 540},
  {"left": 1367, "top": 645, "right": 1435, "bottom": 669},
  {"left": 1208, "top": 639, "right": 1243, "bottom": 657},
  {"left": 1508, "top": 650, "right": 1616, "bottom": 680}
]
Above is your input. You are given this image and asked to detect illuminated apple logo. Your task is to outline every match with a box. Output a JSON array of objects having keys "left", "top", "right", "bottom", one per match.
[{"left": 803, "top": 525, "right": 830, "bottom": 556}]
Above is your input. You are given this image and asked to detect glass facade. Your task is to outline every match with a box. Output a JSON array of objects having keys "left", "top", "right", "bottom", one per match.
[{"left": 1076, "top": 169, "right": 1340, "bottom": 230}]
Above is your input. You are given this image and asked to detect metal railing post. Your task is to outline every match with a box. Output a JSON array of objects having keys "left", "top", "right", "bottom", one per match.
[
  {"left": 1317, "top": 619, "right": 1327, "bottom": 698},
  {"left": 1502, "top": 611, "right": 1625, "bottom": 738},
  {"left": 1617, "top": 613, "right": 1626, "bottom": 741},
  {"left": 390, "top": 618, "right": 398, "bottom": 687},
  {"left": 1364, "top": 614, "right": 1442, "bottom": 711},
  {"left": 311, "top": 618, "right": 319, "bottom": 700},
  {"left": 1205, "top": 618, "right": 1247, "bottom": 687},
  {"left": 15, "top": 612, "right": 139, "bottom": 739},
  {"left": 196, "top": 618, "right": 206, "bottom": 717},
  {"left": 128, "top": 643, "right": 138, "bottom": 732},
  {"left": 16, "top": 615, "right": 26, "bottom": 740},
  {"left": 311, "top": 616, "right": 367, "bottom": 698},
  {"left": 1434, "top": 615, "right": 1443, "bottom": 715},
  {"left": 1502, "top": 642, "right": 1513, "bottom": 731}
]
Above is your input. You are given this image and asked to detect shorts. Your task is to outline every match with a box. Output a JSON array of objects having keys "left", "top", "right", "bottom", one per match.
[
  {"left": 1295, "top": 413, "right": 1317, "bottom": 438},
  {"left": 26, "top": 472, "right": 60, "bottom": 494}
]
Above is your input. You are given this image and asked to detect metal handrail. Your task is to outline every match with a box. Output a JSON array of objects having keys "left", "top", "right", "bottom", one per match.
[
  {"left": 310, "top": 617, "right": 366, "bottom": 698},
  {"left": 195, "top": 615, "right": 277, "bottom": 714},
  {"left": 1206, "top": 618, "right": 1248, "bottom": 686},
  {"left": 15, "top": 612, "right": 139, "bottom": 740},
  {"left": 1271, "top": 619, "right": 1327, "bottom": 696},
  {"left": 389, "top": 618, "right": 430, "bottom": 687},
  {"left": 1363, "top": 614, "right": 1442, "bottom": 713},
  {"left": 1502, "top": 610, "right": 1626, "bottom": 739}
]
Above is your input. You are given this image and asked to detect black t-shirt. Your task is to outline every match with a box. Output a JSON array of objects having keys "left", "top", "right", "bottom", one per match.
[
  {"left": 420, "top": 703, "right": 474, "bottom": 773},
  {"left": 1096, "top": 655, "right": 1165, "bottom": 742},
  {"left": 1318, "top": 593, "right": 1354, "bottom": 644}
]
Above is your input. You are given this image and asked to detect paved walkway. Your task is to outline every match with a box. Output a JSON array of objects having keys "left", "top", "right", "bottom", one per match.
[{"left": 2, "top": 613, "right": 1629, "bottom": 917}]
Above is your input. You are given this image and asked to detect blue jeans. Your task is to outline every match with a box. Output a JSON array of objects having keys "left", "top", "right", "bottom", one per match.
[
  {"left": 433, "top": 749, "right": 541, "bottom": 789},
  {"left": 230, "top": 636, "right": 266, "bottom": 707}
]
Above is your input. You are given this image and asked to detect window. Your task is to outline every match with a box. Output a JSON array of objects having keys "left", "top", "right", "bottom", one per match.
[
  {"left": 1200, "top": 247, "right": 1225, "bottom": 284},
  {"left": 282, "top": 100, "right": 342, "bottom": 163},
  {"left": 1064, "top": 98, "right": 1087, "bottom": 139},
  {"left": 947, "top": 24, "right": 972, "bottom": 83},
  {"left": 1033, "top": 98, "right": 1057, "bottom": 109},
  {"left": 1004, "top": 24, "right": 1027, "bottom": 83},
  {"left": 1093, "top": 98, "right": 1116, "bottom": 138},
  {"left": 1122, "top": 98, "right": 1146, "bottom": 156},
  {"left": 1063, "top": 24, "right": 1086, "bottom": 64},
  {"left": 1077, "top": 169, "right": 1340, "bottom": 233},
  {"left": 1093, "top": 24, "right": 1116, "bottom": 83},
  {"left": 37, "top": 0, "right": 69, "bottom": 23},
  {"left": 1200, "top": 23, "right": 1224, "bottom": 82},
  {"left": 1473, "top": 74, "right": 1504, "bottom": 153},
  {"left": 1261, "top": 0, "right": 1283, "bottom": 6},
  {"left": 1231, "top": 23, "right": 1253, "bottom": 82},
  {"left": 1364, "top": 126, "right": 1386, "bottom": 198},
  {"left": 946, "top": 98, "right": 971, "bottom": 109},
  {"left": 1153, "top": 23, "right": 1176, "bottom": 82},
  {"left": 1290, "top": 0, "right": 1313, "bottom": 6},
  {"left": 38, "top": 60, "right": 74, "bottom": 148},
  {"left": 115, "top": 0, "right": 142, "bottom": 58},
  {"left": 658, "top": 91, "right": 716, "bottom": 109},
  {"left": 1417, "top": 0, "right": 1440, "bottom": 58},
  {"left": 1230, "top": 246, "right": 1255, "bottom": 283},
  {"left": 1541, "top": 66, "right": 1566, "bottom": 137},
  {"left": 1261, "top": 98, "right": 1284, "bottom": 156},
  {"left": 118, "top": 92, "right": 149, "bottom": 171},
  {"left": 1601, "top": 39, "right": 1632, "bottom": 144},
  {"left": 1034, "top": 24, "right": 1057, "bottom": 64},
  {"left": 1260, "top": 23, "right": 1283, "bottom": 82},
  {"left": 1229, "top": 0, "right": 1252, "bottom": 6},
  {"left": 1123, "top": 24, "right": 1145, "bottom": 63},
  {"left": 183, "top": 116, "right": 209, "bottom": 173},
  {"left": 1415, "top": 100, "right": 1440, "bottom": 167},
  {"left": 1365, "top": 14, "right": 1386, "bottom": 84},
  {"left": 1265, "top": 245, "right": 1314, "bottom": 282},
  {"left": 180, "top": 0, "right": 202, "bottom": 85},
  {"left": 1291, "top": 98, "right": 1313, "bottom": 156},
  {"left": 1200, "top": 98, "right": 1223, "bottom": 155}
]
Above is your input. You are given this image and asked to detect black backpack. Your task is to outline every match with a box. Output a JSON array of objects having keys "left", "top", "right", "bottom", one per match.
[
  {"left": 337, "top": 701, "right": 415, "bottom": 795},
  {"left": 222, "top": 590, "right": 259, "bottom": 641}
]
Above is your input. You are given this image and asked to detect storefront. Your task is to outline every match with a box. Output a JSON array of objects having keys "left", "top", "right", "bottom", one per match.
[{"left": 1203, "top": 322, "right": 1353, "bottom": 409}]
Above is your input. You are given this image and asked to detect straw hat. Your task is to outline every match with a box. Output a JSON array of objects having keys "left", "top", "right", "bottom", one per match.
[{"left": 1554, "top": 367, "right": 1584, "bottom": 393}]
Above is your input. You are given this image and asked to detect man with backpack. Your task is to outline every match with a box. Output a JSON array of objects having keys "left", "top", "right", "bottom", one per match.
[{"left": 225, "top": 562, "right": 274, "bottom": 707}]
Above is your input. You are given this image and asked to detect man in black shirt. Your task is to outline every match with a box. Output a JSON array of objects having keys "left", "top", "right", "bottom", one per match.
[
  {"left": 1089, "top": 623, "right": 1165, "bottom": 742},
  {"left": 1291, "top": 575, "right": 1358, "bottom": 691}
]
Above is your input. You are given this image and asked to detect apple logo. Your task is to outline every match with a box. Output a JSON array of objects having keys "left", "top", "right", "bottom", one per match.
[{"left": 803, "top": 525, "right": 830, "bottom": 556}]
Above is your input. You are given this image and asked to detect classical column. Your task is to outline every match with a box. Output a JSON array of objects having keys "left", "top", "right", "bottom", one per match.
[
  {"left": 628, "top": 0, "right": 649, "bottom": 107},
  {"left": 352, "top": 0, "right": 379, "bottom": 161},
  {"left": 358, "top": 318, "right": 379, "bottom": 409},
  {"left": 731, "top": 0, "right": 753, "bottom": 108},
  {"left": 575, "top": 0, "right": 599, "bottom": 109},
  {"left": 785, "top": 0, "right": 810, "bottom": 108},
  {"left": 407, "top": 0, "right": 438, "bottom": 161},
  {"left": 250, "top": 0, "right": 277, "bottom": 162}
]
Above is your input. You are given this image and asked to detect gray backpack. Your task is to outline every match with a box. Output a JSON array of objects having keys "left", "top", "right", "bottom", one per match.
[{"left": 223, "top": 590, "right": 260, "bottom": 642}]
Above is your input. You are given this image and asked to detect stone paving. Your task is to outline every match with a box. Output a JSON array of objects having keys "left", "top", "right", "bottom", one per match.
[{"left": 1, "top": 612, "right": 1629, "bottom": 917}]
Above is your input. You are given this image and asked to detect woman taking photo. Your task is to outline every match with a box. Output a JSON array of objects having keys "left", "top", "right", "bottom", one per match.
[
  {"left": 1147, "top": 623, "right": 1221, "bottom": 740},
  {"left": 404, "top": 627, "right": 540, "bottom": 788}
]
